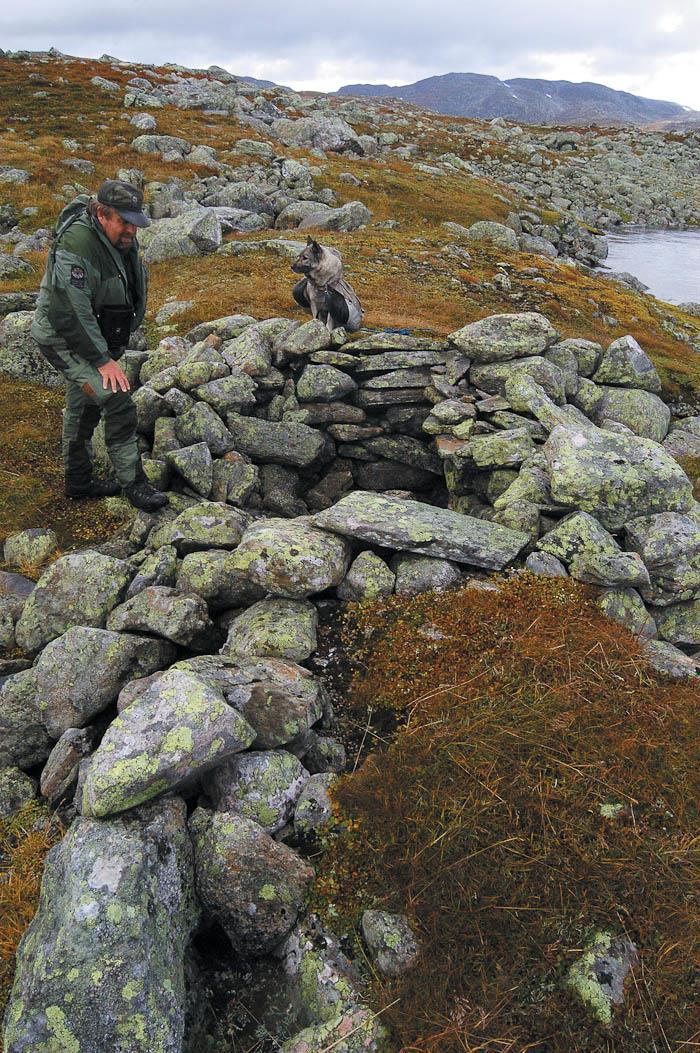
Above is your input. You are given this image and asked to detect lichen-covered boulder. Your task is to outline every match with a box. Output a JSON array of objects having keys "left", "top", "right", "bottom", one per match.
[
  {"left": 449, "top": 312, "right": 558, "bottom": 363},
  {"left": 0, "top": 670, "right": 52, "bottom": 770},
  {"left": 537, "top": 512, "right": 650, "bottom": 589},
  {"left": 544, "top": 426, "right": 694, "bottom": 532},
  {"left": 337, "top": 551, "right": 395, "bottom": 602},
  {"left": 106, "top": 586, "right": 212, "bottom": 646},
  {"left": 0, "top": 311, "right": 63, "bottom": 388},
  {"left": 282, "top": 1009, "right": 388, "bottom": 1053},
  {"left": 653, "top": 600, "right": 700, "bottom": 645},
  {"left": 470, "top": 358, "right": 566, "bottom": 404},
  {"left": 140, "top": 208, "right": 222, "bottom": 263},
  {"left": 175, "top": 400, "right": 234, "bottom": 456},
  {"left": 643, "top": 639, "right": 698, "bottom": 678},
  {"left": 464, "top": 220, "right": 519, "bottom": 251},
  {"left": 314, "top": 491, "right": 529, "bottom": 569},
  {"left": 40, "top": 727, "right": 99, "bottom": 806},
  {"left": 390, "top": 554, "right": 462, "bottom": 596},
  {"left": 448, "top": 428, "right": 535, "bottom": 478},
  {"left": 176, "top": 548, "right": 264, "bottom": 611},
  {"left": 297, "top": 365, "right": 357, "bottom": 401},
  {"left": 81, "top": 670, "right": 255, "bottom": 817},
  {"left": 153, "top": 501, "right": 249, "bottom": 554},
  {"left": 126, "top": 544, "right": 179, "bottom": 600},
  {"left": 361, "top": 910, "right": 420, "bottom": 977},
  {"left": 229, "top": 519, "right": 351, "bottom": 598},
  {"left": 204, "top": 750, "right": 309, "bottom": 833},
  {"left": 565, "top": 931, "right": 637, "bottom": 1025},
  {"left": 624, "top": 511, "right": 700, "bottom": 606},
  {"left": 223, "top": 598, "right": 318, "bottom": 662},
  {"left": 3, "top": 798, "right": 198, "bottom": 1053},
  {"left": 593, "top": 386, "right": 670, "bottom": 442},
  {"left": 3, "top": 527, "right": 58, "bottom": 569},
  {"left": 596, "top": 588, "right": 657, "bottom": 638},
  {"left": 14, "top": 551, "right": 133, "bottom": 654},
  {"left": 195, "top": 371, "right": 257, "bottom": 415},
  {"left": 189, "top": 809, "right": 314, "bottom": 955},
  {"left": 34, "top": 626, "right": 175, "bottom": 738},
  {"left": 294, "top": 771, "right": 336, "bottom": 841},
  {"left": 226, "top": 413, "right": 331, "bottom": 467},
  {"left": 591, "top": 334, "right": 661, "bottom": 393},
  {"left": 166, "top": 441, "right": 213, "bottom": 496},
  {"left": 0, "top": 766, "right": 36, "bottom": 817}
]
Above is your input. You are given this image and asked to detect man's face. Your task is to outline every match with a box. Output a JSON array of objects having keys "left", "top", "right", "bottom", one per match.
[{"left": 98, "top": 207, "right": 137, "bottom": 251}]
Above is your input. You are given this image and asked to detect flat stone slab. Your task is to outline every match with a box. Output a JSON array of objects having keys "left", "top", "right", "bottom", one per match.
[{"left": 313, "top": 491, "right": 529, "bottom": 569}]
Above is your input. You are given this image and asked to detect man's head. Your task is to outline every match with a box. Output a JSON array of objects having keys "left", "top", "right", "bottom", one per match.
[{"left": 94, "top": 179, "right": 150, "bottom": 250}]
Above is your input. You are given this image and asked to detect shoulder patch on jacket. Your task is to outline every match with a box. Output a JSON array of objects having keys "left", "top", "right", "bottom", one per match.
[{"left": 69, "top": 265, "right": 86, "bottom": 288}]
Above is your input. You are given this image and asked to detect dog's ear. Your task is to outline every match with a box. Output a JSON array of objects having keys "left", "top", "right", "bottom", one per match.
[
  {"left": 310, "top": 239, "right": 323, "bottom": 256},
  {"left": 306, "top": 236, "right": 313, "bottom": 245}
]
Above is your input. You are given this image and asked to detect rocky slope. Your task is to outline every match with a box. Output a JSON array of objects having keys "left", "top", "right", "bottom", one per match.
[{"left": 337, "top": 71, "right": 691, "bottom": 125}]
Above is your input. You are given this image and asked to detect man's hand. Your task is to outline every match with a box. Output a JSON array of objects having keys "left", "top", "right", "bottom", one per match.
[{"left": 98, "top": 358, "right": 130, "bottom": 393}]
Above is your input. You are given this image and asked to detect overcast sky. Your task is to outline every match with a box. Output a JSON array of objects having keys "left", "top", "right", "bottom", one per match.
[{"left": 3, "top": 0, "right": 700, "bottom": 109}]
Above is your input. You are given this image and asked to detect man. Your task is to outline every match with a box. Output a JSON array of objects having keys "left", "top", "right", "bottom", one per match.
[{"left": 31, "top": 178, "right": 168, "bottom": 512}]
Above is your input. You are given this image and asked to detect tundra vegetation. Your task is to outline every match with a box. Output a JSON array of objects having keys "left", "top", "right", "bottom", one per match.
[{"left": 0, "top": 46, "right": 699, "bottom": 1053}]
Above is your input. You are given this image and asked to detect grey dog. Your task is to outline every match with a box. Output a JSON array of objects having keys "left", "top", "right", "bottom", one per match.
[{"left": 291, "top": 237, "right": 364, "bottom": 332}]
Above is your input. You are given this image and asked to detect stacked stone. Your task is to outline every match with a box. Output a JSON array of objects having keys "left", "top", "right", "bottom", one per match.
[{"left": 2, "top": 308, "right": 699, "bottom": 1051}]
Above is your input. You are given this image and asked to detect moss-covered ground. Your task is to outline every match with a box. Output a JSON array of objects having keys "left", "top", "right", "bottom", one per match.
[{"left": 313, "top": 576, "right": 700, "bottom": 1051}]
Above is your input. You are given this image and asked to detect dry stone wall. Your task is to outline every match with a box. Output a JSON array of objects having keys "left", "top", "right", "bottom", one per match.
[{"left": 2, "top": 308, "right": 699, "bottom": 1050}]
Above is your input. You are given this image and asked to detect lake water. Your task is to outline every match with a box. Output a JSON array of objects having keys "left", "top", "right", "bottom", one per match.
[{"left": 599, "top": 227, "right": 700, "bottom": 305}]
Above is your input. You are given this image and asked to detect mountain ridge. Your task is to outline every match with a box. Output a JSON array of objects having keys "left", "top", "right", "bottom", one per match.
[{"left": 336, "top": 70, "right": 692, "bottom": 125}]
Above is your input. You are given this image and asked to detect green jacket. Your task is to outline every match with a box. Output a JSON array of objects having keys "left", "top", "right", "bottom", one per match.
[{"left": 31, "top": 196, "right": 148, "bottom": 367}]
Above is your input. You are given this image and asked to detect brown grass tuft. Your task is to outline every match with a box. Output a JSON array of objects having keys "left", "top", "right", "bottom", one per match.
[{"left": 314, "top": 575, "right": 700, "bottom": 1052}]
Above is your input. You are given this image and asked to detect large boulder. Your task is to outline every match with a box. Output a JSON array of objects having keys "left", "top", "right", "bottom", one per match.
[
  {"left": 189, "top": 809, "right": 314, "bottom": 955},
  {"left": 204, "top": 750, "right": 309, "bottom": 833},
  {"left": 229, "top": 519, "right": 351, "bottom": 598},
  {"left": 313, "top": 491, "right": 529, "bottom": 569},
  {"left": 226, "top": 414, "right": 331, "bottom": 468},
  {"left": 34, "top": 627, "right": 175, "bottom": 738},
  {"left": 139, "top": 208, "right": 222, "bottom": 263},
  {"left": 272, "top": 115, "right": 363, "bottom": 153},
  {"left": 0, "top": 311, "right": 62, "bottom": 387},
  {"left": 624, "top": 512, "right": 700, "bottom": 606},
  {"left": 464, "top": 220, "right": 519, "bottom": 250},
  {"left": 106, "top": 586, "right": 212, "bottom": 645},
  {"left": 537, "top": 512, "right": 649, "bottom": 588},
  {"left": 591, "top": 335, "right": 662, "bottom": 393},
  {"left": 0, "top": 669, "right": 53, "bottom": 770},
  {"left": 449, "top": 312, "right": 558, "bottom": 363},
  {"left": 4, "top": 798, "right": 198, "bottom": 1053},
  {"left": 81, "top": 669, "right": 255, "bottom": 817},
  {"left": 544, "top": 426, "right": 694, "bottom": 532},
  {"left": 593, "top": 387, "right": 670, "bottom": 442},
  {"left": 15, "top": 551, "right": 133, "bottom": 654},
  {"left": 223, "top": 598, "right": 318, "bottom": 663}
]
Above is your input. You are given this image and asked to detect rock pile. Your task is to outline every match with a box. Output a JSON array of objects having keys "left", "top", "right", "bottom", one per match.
[{"left": 1, "top": 306, "right": 699, "bottom": 1047}]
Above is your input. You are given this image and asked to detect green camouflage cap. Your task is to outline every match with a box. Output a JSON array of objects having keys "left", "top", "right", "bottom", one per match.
[{"left": 97, "top": 179, "right": 150, "bottom": 227}]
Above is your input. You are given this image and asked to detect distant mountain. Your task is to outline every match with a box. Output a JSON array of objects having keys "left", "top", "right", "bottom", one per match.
[{"left": 336, "top": 72, "right": 689, "bottom": 125}]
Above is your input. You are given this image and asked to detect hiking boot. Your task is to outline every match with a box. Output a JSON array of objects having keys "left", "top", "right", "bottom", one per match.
[
  {"left": 66, "top": 478, "right": 121, "bottom": 500},
  {"left": 123, "top": 480, "right": 169, "bottom": 512}
]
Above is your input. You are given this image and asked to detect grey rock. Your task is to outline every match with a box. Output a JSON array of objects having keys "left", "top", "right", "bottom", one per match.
[
  {"left": 597, "top": 588, "right": 657, "bottom": 639},
  {"left": 470, "top": 357, "right": 566, "bottom": 404},
  {"left": 652, "top": 600, "right": 700, "bottom": 646},
  {"left": 4, "top": 799, "right": 197, "bottom": 1052},
  {"left": 0, "top": 766, "right": 36, "bottom": 817},
  {"left": 464, "top": 220, "right": 519, "bottom": 250},
  {"left": 314, "top": 491, "right": 529, "bottom": 569},
  {"left": 294, "top": 772, "right": 336, "bottom": 840},
  {"left": 40, "top": 727, "right": 99, "bottom": 806},
  {"left": 204, "top": 750, "right": 309, "bottom": 833},
  {"left": 391, "top": 554, "right": 462, "bottom": 595},
  {"left": 166, "top": 441, "right": 213, "bottom": 496},
  {"left": 643, "top": 640, "right": 698, "bottom": 678},
  {"left": 140, "top": 209, "right": 222, "bottom": 263},
  {"left": 223, "top": 598, "right": 318, "bottom": 662},
  {"left": 0, "top": 311, "right": 63, "bottom": 388},
  {"left": 229, "top": 518, "right": 351, "bottom": 598},
  {"left": 176, "top": 549, "right": 264, "bottom": 611},
  {"left": 34, "top": 626, "right": 175, "bottom": 738},
  {"left": 189, "top": 809, "right": 314, "bottom": 955},
  {"left": 337, "top": 551, "right": 395, "bottom": 602},
  {"left": 154, "top": 501, "right": 248, "bottom": 554},
  {"left": 544, "top": 425, "right": 693, "bottom": 532},
  {"left": 537, "top": 511, "right": 650, "bottom": 588},
  {"left": 565, "top": 932, "right": 638, "bottom": 1025},
  {"left": 175, "top": 400, "right": 234, "bottom": 456},
  {"left": 361, "top": 910, "right": 420, "bottom": 977},
  {"left": 3, "top": 528, "right": 58, "bottom": 568},
  {"left": 0, "top": 670, "right": 52, "bottom": 770},
  {"left": 126, "top": 544, "right": 178, "bottom": 599},
  {"left": 226, "top": 413, "right": 331, "bottom": 467},
  {"left": 592, "top": 334, "right": 661, "bottom": 393},
  {"left": 525, "top": 551, "right": 568, "bottom": 577},
  {"left": 106, "top": 586, "right": 212, "bottom": 646},
  {"left": 449, "top": 312, "right": 558, "bottom": 363},
  {"left": 15, "top": 551, "right": 133, "bottom": 654},
  {"left": 81, "top": 670, "right": 255, "bottom": 817},
  {"left": 593, "top": 386, "right": 670, "bottom": 442},
  {"left": 624, "top": 512, "right": 700, "bottom": 606},
  {"left": 297, "top": 365, "right": 357, "bottom": 402}
]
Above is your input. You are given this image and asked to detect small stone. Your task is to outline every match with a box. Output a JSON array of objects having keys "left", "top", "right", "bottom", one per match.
[{"left": 361, "top": 910, "right": 420, "bottom": 977}]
